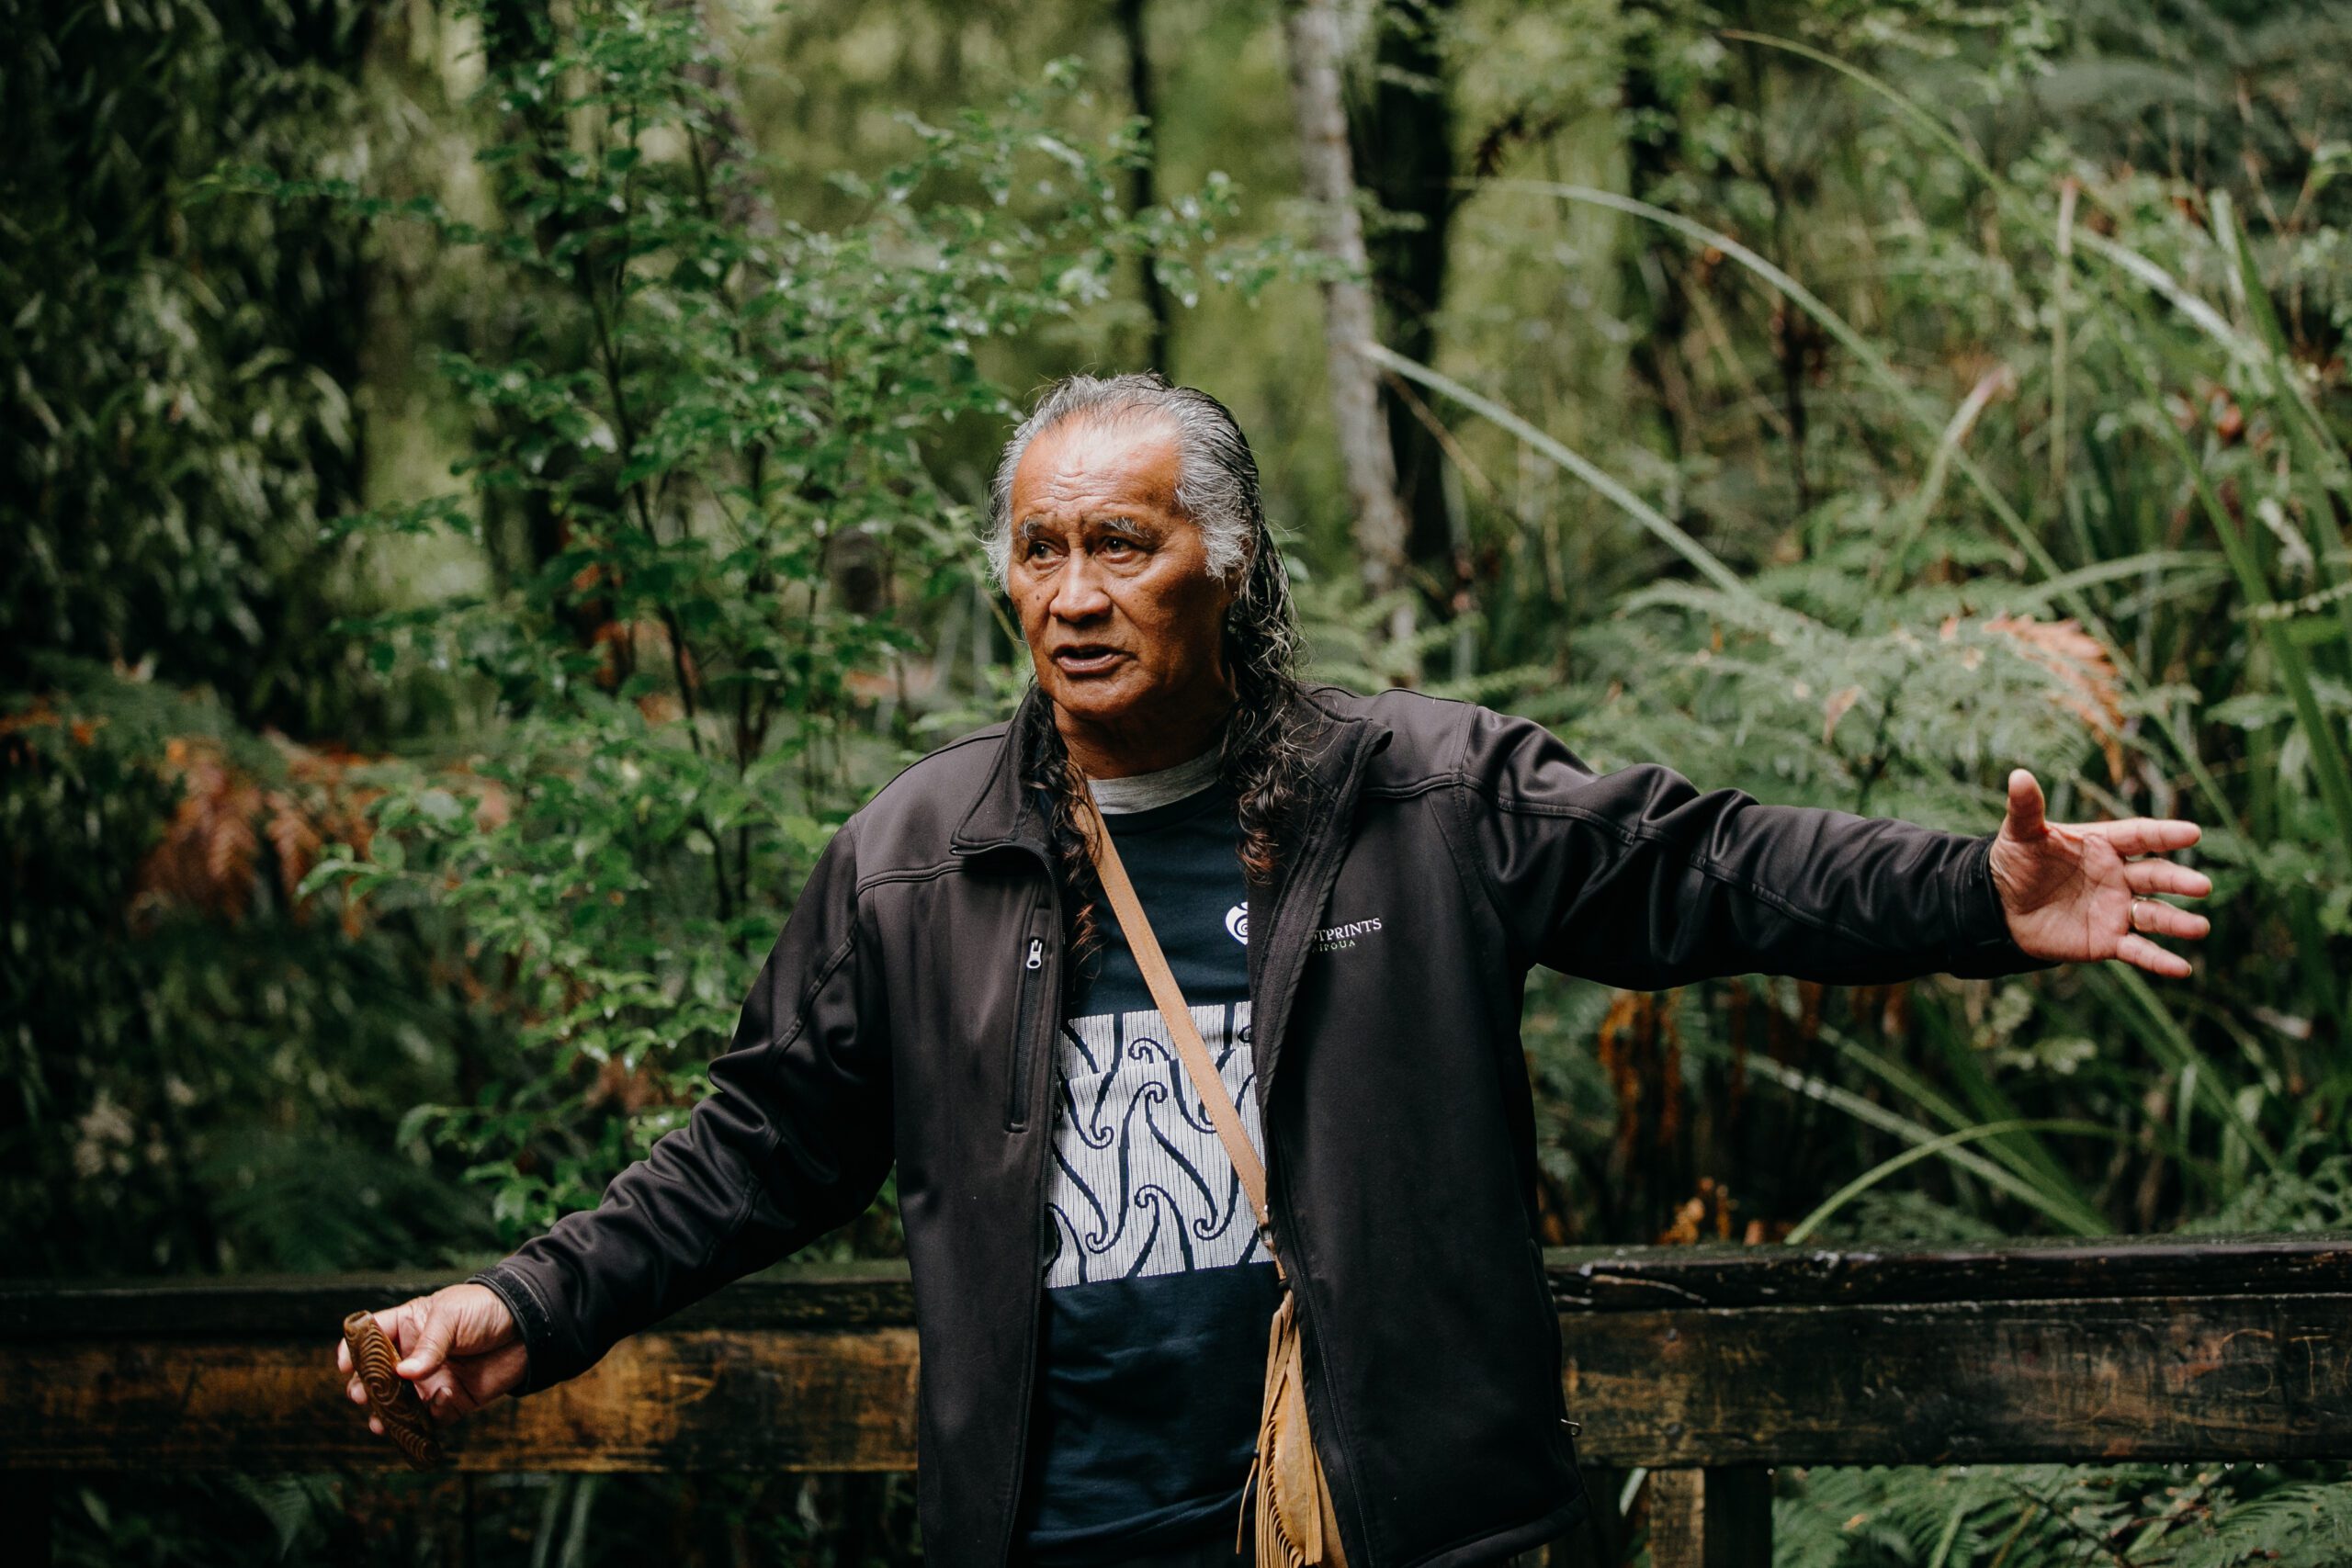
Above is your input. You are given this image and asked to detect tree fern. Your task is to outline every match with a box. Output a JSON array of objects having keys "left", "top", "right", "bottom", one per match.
[
  {"left": 2165, "top": 1479, "right": 2352, "bottom": 1568},
  {"left": 219, "top": 1474, "right": 339, "bottom": 1562},
  {"left": 1770, "top": 1463, "right": 2352, "bottom": 1567}
]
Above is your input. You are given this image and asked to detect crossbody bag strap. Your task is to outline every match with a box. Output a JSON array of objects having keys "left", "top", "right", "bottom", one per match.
[{"left": 1073, "top": 783, "right": 1283, "bottom": 1277}]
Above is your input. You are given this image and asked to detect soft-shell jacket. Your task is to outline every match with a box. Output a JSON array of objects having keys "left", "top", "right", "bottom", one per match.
[{"left": 472, "top": 682, "right": 2051, "bottom": 1568}]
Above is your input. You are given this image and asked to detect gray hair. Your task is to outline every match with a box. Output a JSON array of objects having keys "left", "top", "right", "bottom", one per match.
[{"left": 984, "top": 372, "right": 1265, "bottom": 589}]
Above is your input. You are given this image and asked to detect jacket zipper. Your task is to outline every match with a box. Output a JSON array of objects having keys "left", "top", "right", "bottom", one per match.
[{"left": 1003, "top": 918, "right": 1052, "bottom": 1131}]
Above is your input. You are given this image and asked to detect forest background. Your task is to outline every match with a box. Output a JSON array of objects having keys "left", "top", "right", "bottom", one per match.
[{"left": 9, "top": 0, "right": 2352, "bottom": 1562}]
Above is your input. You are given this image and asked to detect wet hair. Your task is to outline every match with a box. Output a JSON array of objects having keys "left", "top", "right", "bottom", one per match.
[{"left": 988, "top": 372, "right": 1318, "bottom": 987}]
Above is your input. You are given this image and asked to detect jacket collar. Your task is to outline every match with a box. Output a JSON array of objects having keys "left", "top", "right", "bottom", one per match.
[
  {"left": 948, "top": 681, "right": 1054, "bottom": 859},
  {"left": 946, "top": 680, "right": 1389, "bottom": 862}
]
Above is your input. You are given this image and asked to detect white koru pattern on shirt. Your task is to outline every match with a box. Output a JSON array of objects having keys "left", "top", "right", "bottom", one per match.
[{"left": 1042, "top": 1001, "right": 1267, "bottom": 1288}]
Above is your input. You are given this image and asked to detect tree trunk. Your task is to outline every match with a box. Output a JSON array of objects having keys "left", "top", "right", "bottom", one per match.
[
  {"left": 1118, "top": 0, "right": 1172, "bottom": 373},
  {"left": 1351, "top": 0, "right": 1461, "bottom": 585},
  {"left": 666, "top": 0, "right": 778, "bottom": 241},
  {"left": 1618, "top": 0, "right": 1693, "bottom": 463},
  {"left": 1282, "top": 0, "right": 1412, "bottom": 605}
]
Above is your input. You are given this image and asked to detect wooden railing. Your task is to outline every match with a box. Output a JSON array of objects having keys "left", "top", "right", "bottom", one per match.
[{"left": 6, "top": 1236, "right": 2349, "bottom": 1566}]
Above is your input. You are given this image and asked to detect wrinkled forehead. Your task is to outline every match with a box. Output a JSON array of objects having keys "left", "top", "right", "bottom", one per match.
[{"left": 1008, "top": 411, "right": 1184, "bottom": 526}]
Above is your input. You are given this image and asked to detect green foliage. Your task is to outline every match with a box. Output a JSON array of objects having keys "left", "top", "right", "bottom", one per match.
[
  {"left": 2, "top": 656, "right": 498, "bottom": 1273},
  {"left": 1488, "top": 0, "right": 2352, "bottom": 1259},
  {"left": 224, "top": 0, "right": 1258, "bottom": 1239},
  {"left": 2186, "top": 1141, "right": 2352, "bottom": 1235},
  {"left": 2, "top": 0, "right": 384, "bottom": 736},
  {"left": 1771, "top": 1461, "right": 2352, "bottom": 1568}
]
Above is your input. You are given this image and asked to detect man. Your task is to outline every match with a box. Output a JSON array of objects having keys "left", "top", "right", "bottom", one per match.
[{"left": 340, "top": 374, "right": 2211, "bottom": 1568}]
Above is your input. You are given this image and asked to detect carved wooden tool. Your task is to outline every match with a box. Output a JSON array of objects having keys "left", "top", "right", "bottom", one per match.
[{"left": 341, "top": 1309, "right": 444, "bottom": 1470}]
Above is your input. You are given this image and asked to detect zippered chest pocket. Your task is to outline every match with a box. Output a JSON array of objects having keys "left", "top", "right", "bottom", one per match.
[{"left": 1003, "top": 919, "right": 1054, "bottom": 1132}]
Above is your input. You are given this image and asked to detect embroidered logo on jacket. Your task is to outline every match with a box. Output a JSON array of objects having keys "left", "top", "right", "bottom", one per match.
[{"left": 1313, "top": 916, "right": 1384, "bottom": 953}]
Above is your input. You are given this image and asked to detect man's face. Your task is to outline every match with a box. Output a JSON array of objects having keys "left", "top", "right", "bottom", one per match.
[{"left": 1005, "top": 416, "right": 1238, "bottom": 748}]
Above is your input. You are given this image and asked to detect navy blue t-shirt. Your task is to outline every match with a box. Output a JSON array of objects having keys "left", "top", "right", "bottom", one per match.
[{"left": 1013, "top": 777, "right": 1284, "bottom": 1565}]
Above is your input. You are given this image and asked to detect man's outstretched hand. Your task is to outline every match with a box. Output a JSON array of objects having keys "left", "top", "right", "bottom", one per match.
[
  {"left": 337, "top": 1282, "right": 527, "bottom": 1432},
  {"left": 1987, "top": 768, "right": 2212, "bottom": 978}
]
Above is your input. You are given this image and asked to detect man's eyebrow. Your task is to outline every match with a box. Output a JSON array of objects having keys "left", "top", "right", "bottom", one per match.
[{"left": 1012, "top": 511, "right": 1158, "bottom": 539}]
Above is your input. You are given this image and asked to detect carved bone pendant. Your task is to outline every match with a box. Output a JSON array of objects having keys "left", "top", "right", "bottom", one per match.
[{"left": 342, "top": 1309, "right": 445, "bottom": 1470}]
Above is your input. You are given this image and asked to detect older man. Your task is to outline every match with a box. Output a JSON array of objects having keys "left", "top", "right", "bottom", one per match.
[{"left": 343, "top": 373, "right": 2210, "bottom": 1568}]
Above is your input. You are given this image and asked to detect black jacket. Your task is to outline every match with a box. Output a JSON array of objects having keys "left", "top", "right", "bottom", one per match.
[{"left": 472, "top": 682, "right": 2050, "bottom": 1568}]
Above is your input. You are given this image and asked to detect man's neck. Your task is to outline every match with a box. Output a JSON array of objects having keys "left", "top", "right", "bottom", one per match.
[{"left": 1056, "top": 693, "right": 1233, "bottom": 779}]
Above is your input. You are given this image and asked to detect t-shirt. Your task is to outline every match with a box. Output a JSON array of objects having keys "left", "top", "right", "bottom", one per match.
[{"left": 1012, "top": 754, "right": 1283, "bottom": 1565}]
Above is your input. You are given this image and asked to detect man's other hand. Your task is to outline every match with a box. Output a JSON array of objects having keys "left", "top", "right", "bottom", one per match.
[
  {"left": 337, "top": 1282, "right": 526, "bottom": 1432},
  {"left": 1988, "top": 768, "right": 2212, "bottom": 978}
]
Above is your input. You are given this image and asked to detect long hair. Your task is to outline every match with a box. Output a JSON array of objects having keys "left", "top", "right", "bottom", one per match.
[{"left": 989, "top": 373, "right": 1320, "bottom": 991}]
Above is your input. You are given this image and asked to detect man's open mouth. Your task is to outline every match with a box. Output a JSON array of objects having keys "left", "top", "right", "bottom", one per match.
[{"left": 1051, "top": 646, "right": 1126, "bottom": 676}]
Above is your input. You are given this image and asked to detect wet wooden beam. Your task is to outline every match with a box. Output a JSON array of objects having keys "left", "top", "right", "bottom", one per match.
[
  {"left": 13, "top": 1236, "right": 2342, "bottom": 1340},
  {"left": 1563, "top": 1292, "right": 2352, "bottom": 1467},
  {"left": 10, "top": 1326, "right": 921, "bottom": 1473},
  {"left": 4, "top": 1239, "right": 2346, "bottom": 1478},
  {"left": 1544, "top": 1234, "right": 2352, "bottom": 1313}
]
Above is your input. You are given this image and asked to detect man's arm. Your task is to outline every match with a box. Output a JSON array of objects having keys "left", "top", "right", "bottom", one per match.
[
  {"left": 468, "top": 815, "right": 893, "bottom": 1395},
  {"left": 1453, "top": 705, "right": 2060, "bottom": 988}
]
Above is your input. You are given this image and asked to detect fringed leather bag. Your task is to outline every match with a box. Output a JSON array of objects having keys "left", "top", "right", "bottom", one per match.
[{"left": 1076, "top": 784, "right": 1350, "bottom": 1567}]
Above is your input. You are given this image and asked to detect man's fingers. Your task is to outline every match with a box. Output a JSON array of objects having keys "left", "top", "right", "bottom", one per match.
[
  {"left": 366, "top": 1301, "right": 414, "bottom": 1359},
  {"left": 2004, "top": 768, "right": 2048, "bottom": 840},
  {"left": 2126, "top": 860, "right": 2213, "bottom": 900},
  {"left": 396, "top": 1298, "right": 453, "bottom": 1380},
  {"left": 2131, "top": 899, "right": 2211, "bottom": 942},
  {"left": 349, "top": 1376, "right": 368, "bottom": 1405},
  {"left": 2088, "top": 816, "right": 2201, "bottom": 857},
  {"left": 413, "top": 1366, "right": 460, "bottom": 1409},
  {"left": 2116, "top": 933, "right": 2192, "bottom": 978}
]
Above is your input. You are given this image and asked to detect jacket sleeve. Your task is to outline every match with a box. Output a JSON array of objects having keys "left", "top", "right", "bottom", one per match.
[
  {"left": 466, "top": 815, "right": 892, "bottom": 1395},
  {"left": 1455, "top": 705, "right": 2060, "bottom": 988}
]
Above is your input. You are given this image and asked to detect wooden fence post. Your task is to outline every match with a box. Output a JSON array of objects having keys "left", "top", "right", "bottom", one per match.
[
  {"left": 1647, "top": 1466, "right": 1770, "bottom": 1568},
  {"left": 5, "top": 1471, "right": 55, "bottom": 1568}
]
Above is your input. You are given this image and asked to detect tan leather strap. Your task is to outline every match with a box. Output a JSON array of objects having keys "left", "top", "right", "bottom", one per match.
[{"left": 1073, "top": 782, "right": 1282, "bottom": 1275}]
